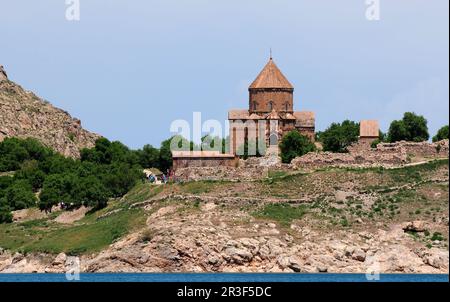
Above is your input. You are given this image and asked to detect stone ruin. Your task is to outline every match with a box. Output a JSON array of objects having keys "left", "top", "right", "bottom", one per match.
[
  {"left": 291, "top": 139, "right": 449, "bottom": 171},
  {"left": 377, "top": 139, "right": 449, "bottom": 159},
  {"left": 174, "top": 140, "right": 449, "bottom": 181},
  {"left": 174, "top": 152, "right": 286, "bottom": 182}
]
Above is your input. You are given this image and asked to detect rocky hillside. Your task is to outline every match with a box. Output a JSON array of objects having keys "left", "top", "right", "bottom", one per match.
[
  {"left": 0, "top": 159, "right": 448, "bottom": 274},
  {"left": 0, "top": 65, "right": 100, "bottom": 158}
]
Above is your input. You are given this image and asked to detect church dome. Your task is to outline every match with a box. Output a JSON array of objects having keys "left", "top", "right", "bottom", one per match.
[{"left": 249, "top": 58, "right": 293, "bottom": 90}]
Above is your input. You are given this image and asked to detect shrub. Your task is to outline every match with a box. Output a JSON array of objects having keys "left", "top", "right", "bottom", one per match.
[
  {"left": 370, "top": 139, "right": 381, "bottom": 149},
  {"left": 319, "top": 120, "right": 359, "bottom": 153},
  {"left": 388, "top": 112, "right": 429, "bottom": 142},
  {"left": 432, "top": 125, "right": 449, "bottom": 142},
  {"left": 0, "top": 137, "right": 53, "bottom": 172},
  {"left": 279, "top": 131, "right": 316, "bottom": 163},
  {"left": 0, "top": 199, "right": 13, "bottom": 223},
  {"left": 4, "top": 180, "right": 37, "bottom": 210},
  {"left": 431, "top": 232, "right": 444, "bottom": 241}
]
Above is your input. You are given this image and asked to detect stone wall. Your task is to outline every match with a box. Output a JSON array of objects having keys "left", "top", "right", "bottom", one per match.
[
  {"left": 348, "top": 137, "right": 377, "bottom": 153},
  {"left": 377, "top": 140, "right": 449, "bottom": 159},
  {"left": 172, "top": 156, "right": 238, "bottom": 171},
  {"left": 174, "top": 166, "right": 268, "bottom": 182},
  {"left": 291, "top": 140, "right": 449, "bottom": 171},
  {"left": 173, "top": 154, "right": 287, "bottom": 181},
  {"left": 290, "top": 150, "right": 408, "bottom": 171}
]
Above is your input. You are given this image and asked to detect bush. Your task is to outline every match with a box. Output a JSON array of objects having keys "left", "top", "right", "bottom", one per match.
[
  {"left": 0, "top": 199, "right": 13, "bottom": 223},
  {"left": 279, "top": 131, "right": 316, "bottom": 163},
  {"left": 4, "top": 180, "right": 37, "bottom": 210},
  {"left": 137, "top": 144, "right": 159, "bottom": 168},
  {"left": 13, "top": 160, "right": 46, "bottom": 191},
  {"left": 370, "top": 139, "right": 381, "bottom": 149},
  {"left": 0, "top": 137, "right": 53, "bottom": 172},
  {"left": 39, "top": 174, "right": 77, "bottom": 212},
  {"left": 432, "top": 125, "right": 449, "bottom": 142},
  {"left": 73, "top": 176, "right": 110, "bottom": 210},
  {"left": 319, "top": 120, "right": 359, "bottom": 153},
  {"left": 388, "top": 112, "right": 429, "bottom": 142}
]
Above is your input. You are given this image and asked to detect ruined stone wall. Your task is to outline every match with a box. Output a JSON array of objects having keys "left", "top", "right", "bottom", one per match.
[
  {"left": 173, "top": 154, "right": 288, "bottom": 181},
  {"left": 173, "top": 157, "right": 238, "bottom": 170},
  {"left": 377, "top": 140, "right": 449, "bottom": 159},
  {"left": 174, "top": 166, "right": 268, "bottom": 182},
  {"left": 290, "top": 150, "right": 408, "bottom": 171},
  {"left": 291, "top": 140, "right": 449, "bottom": 171},
  {"left": 347, "top": 137, "right": 377, "bottom": 153}
]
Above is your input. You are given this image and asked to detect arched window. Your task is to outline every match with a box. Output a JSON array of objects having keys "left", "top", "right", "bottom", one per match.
[
  {"left": 284, "top": 102, "right": 289, "bottom": 111},
  {"left": 269, "top": 133, "right": 278, "bottom": 145},
  {"left": 268, "top": 101, "right": 273, "bottom": 111},
  {"left": 253, "top": 101, "right": 257, "bottom": 111}
]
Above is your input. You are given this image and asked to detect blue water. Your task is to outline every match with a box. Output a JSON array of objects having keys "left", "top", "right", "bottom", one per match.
[{"left": 0, "top": 273, "right": 448, "bottom": 282}]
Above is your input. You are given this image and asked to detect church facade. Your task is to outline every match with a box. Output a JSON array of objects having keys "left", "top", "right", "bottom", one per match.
[{"left": 228, "top": 57, "right": 315, "bottom": 155}]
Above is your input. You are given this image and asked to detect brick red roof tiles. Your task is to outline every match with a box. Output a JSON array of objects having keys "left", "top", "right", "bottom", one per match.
[{"left": 249, "top": 58, "right": 294, "bottom": 89}]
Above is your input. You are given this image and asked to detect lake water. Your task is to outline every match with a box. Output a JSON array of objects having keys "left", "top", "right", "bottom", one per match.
[{"left": 0, "top": 273, "right": 448, "bottom": 282}]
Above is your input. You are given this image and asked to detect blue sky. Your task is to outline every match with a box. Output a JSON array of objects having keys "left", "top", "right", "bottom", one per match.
[{"left": 1, "top": 0, "right": 448, "bottom": 148}]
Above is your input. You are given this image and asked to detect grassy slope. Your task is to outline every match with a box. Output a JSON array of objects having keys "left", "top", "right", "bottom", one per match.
[
  {"left": 0, "top": 159, "right": 447, "bottom": 255},
  {"left": 0, "top": 207, "right": 145, "bottom": 255}
]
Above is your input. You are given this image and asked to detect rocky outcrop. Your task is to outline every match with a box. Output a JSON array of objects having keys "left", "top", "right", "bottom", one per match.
[
  {"left": 0, "top": 66, "right": 100, "bottom": 158},
  {"left": 0, "top": 66, "right": 7, "bottom": 81},
  {"left": 1, "top": 204, "right": 448, "bottom": 274}
]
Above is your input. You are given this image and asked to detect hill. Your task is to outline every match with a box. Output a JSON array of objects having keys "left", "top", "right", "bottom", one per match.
[
  {"left": 0, "top": 159, "right": 448, "bottom": 273},
  {"left": 0, "top": 66, "right": 100, "bottom": 158}
]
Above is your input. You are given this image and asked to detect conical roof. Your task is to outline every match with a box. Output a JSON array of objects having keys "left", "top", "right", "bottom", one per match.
[{"left": 249, "top": 58, "right": 293, "bottom": 89}]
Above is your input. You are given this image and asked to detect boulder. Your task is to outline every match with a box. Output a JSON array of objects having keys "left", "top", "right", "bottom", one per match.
[
  {"left": 52, "top": 253, "right": 67, "bottom": 266},
  {"left": 402, "top": 221, "right": 427, "bottom": 232},
  {"left": 352, "top": 249, "right": 366, "bottom": 262}
]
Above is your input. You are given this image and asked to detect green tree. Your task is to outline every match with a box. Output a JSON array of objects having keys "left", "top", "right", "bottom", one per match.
[
  {"left": 388, "top": 112, "right": 429, "bottom": 142},
  {"left": 159, "top": 138, "right": 173, "bottom": 173},
  {"left": 73, "top": 176, "right": 110, "bottom": 210},
  {"left": 0, "top": 137, "right": 53, "bottom": 172},
  {"left": 279, "top": 131, "right": 316, "bottom": 163},
  {"left": 320, "top": 120, "right": 360, "bottom": 152},
  {"left": 102, "top": 163, "right": 143, "bottom": 197},
  {"left": 0, "top": 138, "right": 28, "bottom": 171},
  {"left": 39, "top": 174, "right": 76, "bottom": 212},
  {"left": 0, "top": 176, "right": 13, "bottom": 195},
  {"left": 14, "top": 160, "right": 46, "bottom": 191},
  {"left": 4, "top": 180, "right": 37, "bottom": 210},
  {"left": 138, "top": 144, "right": 160, "bottom": 168},
  {"left": 0, "top": 198, "right": 13, "bottom": 224},
  {"left": 432, "top": 125, "right": 449, "bottom": 142}
]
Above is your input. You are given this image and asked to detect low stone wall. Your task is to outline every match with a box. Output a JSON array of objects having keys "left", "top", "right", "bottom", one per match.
[
  {"left": 377, "top": 140, "right": 449, "bottom": 158},
  {"left": 173, "top": 156, "right": 238, "bottom": 170},
  {"left": 173, "top": 154, "right": 289, "bottom": 181},
  {"left": 174, "top": 166, "right": 268, "bottom": 182},
  {"left": 291, "top": 140, "right": 449, "bottom": 171},
  {"left": 348, "top": 137, "right": 377, "bottom": 153},
  {"left": 290, "top": 150, "right": 408, "bottom": 170}
]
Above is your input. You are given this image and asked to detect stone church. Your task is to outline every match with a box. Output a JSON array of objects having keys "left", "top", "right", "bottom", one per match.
[{"left": 228, "top": 57, "right": 315, "bottom": 155}]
